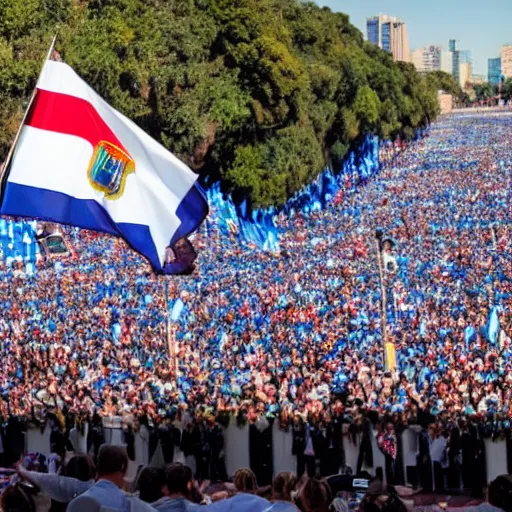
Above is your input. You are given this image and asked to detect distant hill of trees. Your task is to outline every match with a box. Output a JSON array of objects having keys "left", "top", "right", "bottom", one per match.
[{"left": 0, "top": 0, "right": 458, "bottom": 207}]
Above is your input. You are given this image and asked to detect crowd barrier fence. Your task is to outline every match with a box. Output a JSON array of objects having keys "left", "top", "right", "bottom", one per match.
[{"left": 24, "top": 423, "right": 508, "bottom": 486}]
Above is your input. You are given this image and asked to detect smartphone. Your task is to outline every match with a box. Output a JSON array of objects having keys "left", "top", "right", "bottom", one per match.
[{"left": 352, "top": 478, "right": 369, "bottom": 490}]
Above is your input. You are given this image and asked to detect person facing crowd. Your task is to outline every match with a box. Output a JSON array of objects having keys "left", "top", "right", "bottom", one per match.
[
  {"left": 16, "top": 454, "right": 94, "bottom": 505},
  {"left": 295, "top": 478, "right": 332, "bottom": 512},
  {"left": 151, "top": 463, "right": 201, "bottom": 512},
  {"left": 67, "top": 445, "right": 153, "bottom": 511},
  {"left": 136, "top": 466, "right": 166, "bottom": 504}
]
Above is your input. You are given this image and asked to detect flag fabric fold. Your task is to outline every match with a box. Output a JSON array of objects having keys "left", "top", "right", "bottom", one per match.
[{"left": 1, "top": 60, "right": 208, "bottom": 274}]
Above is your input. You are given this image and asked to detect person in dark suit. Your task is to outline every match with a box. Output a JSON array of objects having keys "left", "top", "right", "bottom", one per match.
[
  {"left": 447, "top": 426, "right": 462, "bottom": 489},
  {"left": 292, "top": 418, "right": 315, "bottom": 477},
  {"left": 180, "top": 420, "right": 202, "bottom": 480},
  {"left": 86, "top": 413, "right": 105, "bottom": 461},
  {"left": 356, "top": 415, "right": 374, "bottom": 475},
  {"left": 206, "top": 419, "right": 227, "bottom": 483},
  {"left": 460, "top": 421, "right": 486, "bottom": 497},
  {"left": 158, "top": 417, "right": 181, "bottom": 465},
  {"left": 417, "top": 428, "right": 433, "bottom": 492},
  {"left": 249, "top": 418, "right": 273, "bottom": 486}
]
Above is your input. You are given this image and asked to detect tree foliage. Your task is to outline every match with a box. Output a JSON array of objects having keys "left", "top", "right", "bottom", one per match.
[
  {"left": 0, "top": 0, "right": 443, "bottom": 207},
  {"left": 501, "top": 78, "right": 512, "bottom": 103},
  {"left": 425, "top": 70, "right": 464, "bottom": 100}
]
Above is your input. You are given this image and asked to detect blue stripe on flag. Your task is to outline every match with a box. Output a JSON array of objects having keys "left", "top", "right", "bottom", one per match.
[
  {"left": 1, "top": 182, "right": 207, "bottom": 273},
  {"left": 170, "top": 181, "right": 208, "bottom": 245}
]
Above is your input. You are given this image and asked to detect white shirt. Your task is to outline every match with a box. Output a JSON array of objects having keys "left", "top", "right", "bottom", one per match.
[{"left": 430, "top": 436, "right": 447, "bottom": 463}]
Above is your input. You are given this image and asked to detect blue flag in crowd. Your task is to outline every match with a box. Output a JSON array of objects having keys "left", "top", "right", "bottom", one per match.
[{"left": 487, "top": 306, "right": 500, "bottom": 344}]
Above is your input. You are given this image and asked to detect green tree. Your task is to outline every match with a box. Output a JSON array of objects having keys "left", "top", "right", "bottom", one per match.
[
  {"left": 0, "top": 0, "right": 444, "bottom": 208},
  {"left": 501, "top": 78, "right": 512, "bottom": 103}
]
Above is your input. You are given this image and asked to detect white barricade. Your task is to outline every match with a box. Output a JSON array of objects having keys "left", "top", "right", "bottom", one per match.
[
  {"left": 343, "top": 432, "right": 360, "bottom": 474},
  {"left": 272, "top": 422, "right": 296, "bottom": 475},
  {"left": 224, "top": 422, "right": 250, "bottom": 476},
  {"left": 23, "top": 424, "right": 506, "bottom": 484},
  {"left": 484, "top": 438, "right": 508, "bottom": 483}
]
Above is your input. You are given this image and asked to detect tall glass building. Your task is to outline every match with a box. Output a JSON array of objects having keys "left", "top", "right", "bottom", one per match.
[
  {"left": 366, "top": 15, "right": 410, "bottom": 62},
  {"left": 381, "top": 22, "right": 392, "bottom": 52},
  {"left": 367, "top": 18, "right": 380, "bottom": 46},
  {"left": 459, "top": 51, "right": 472, "bottom": 64},
  {"left": 488, "top": 58, "right": 502, "bottom": 86},
  {"left": 449, "top": 40, "right": 459, "bottom": 80}
]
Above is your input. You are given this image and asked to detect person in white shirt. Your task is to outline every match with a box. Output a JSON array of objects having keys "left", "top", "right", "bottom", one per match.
[
  {"left": 67, "top": 445, "right": 154, "bottom": 512},
  {"left": 429, "top": 426, "right": 448, "bottom": 493}
]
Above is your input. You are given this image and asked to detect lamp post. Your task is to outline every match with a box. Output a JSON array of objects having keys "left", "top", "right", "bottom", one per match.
[{"left": 375, "top": 228, "right": 397, "bottom": 371}]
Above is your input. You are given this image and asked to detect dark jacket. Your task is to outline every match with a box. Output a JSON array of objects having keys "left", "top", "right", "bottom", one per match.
[
  {"left": 250, "top": 423, "right": 273, "bottom": 487},
  {"left": 158, "top": 424, "right": 182, "bottom": 464},
  {"left": 181, "top": 424, "right": 201, "bottom": 457}
]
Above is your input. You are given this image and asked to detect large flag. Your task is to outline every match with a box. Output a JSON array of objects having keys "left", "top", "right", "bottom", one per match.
[{"left": 0, "top": 60, "right": 208, "bottom": 274}]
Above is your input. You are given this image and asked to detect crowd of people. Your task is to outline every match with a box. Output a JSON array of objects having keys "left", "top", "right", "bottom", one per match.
[
  {"left": 0, "top": 112, "right": 509, "bottom": 463},
  {"left": 2, "top": 444, "right": 511, "bottom": 512}
]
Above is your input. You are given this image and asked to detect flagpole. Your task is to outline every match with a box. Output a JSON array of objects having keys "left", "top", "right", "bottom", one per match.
[{"left": 0, "top": 33, "right": 58, "bottom": 200}]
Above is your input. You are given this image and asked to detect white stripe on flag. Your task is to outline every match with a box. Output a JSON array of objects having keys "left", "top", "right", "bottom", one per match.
[{"left": 9, "top": 126, "right": 182, "bottom": 260}]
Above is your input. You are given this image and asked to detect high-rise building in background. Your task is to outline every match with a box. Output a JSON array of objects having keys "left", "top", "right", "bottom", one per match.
[
  {"left": 458, "top": 50, "right": 472, "bottom": 88},
  {"left": 501, "top": 44, "right": 512, "bottom": 78},
  {"left": 411, "top": 45, "right": 441, "bottom": 72},
  {"left": 367, "top": 16, "right": 382, "bottom": 46},
  {"left": 390, "top": 20, "right": 410, "bottom": 63},
  {"left": 367, "top": 15, "right": 411, "bottom": 63},
  {"left": 459, "top": 62, "right": 472, "bottom": 89},
  {"left": 440, "top": 51, "right": 453, "bottom": 75},
  {"left": 412, "top": 46, "right": 453, "bottom": 75},
  {"left": 450, "top": 39, "right": 460, "bottom": 81},
  {"left": 488, "top": 58, "right": 502, "bottom": 86},
  {"left": 459, "top": 50, "right": 472, "bottom": 65},
  {"left": 448, "top": 41, "right": 472, "bottom": 88}
]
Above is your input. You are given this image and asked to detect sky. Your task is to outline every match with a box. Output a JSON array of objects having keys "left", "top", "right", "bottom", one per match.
[{"left": 314, "top": 0, "right": 512, "bottom": 76}]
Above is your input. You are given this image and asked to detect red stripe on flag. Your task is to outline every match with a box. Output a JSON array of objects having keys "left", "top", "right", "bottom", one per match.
[{"left": 26, "top": 89, "right": 126, "bottom": 152}]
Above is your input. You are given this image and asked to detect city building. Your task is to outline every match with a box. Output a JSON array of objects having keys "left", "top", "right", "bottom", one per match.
[
  {"left": 450, "top": 39, "right": 460, "bottom": 81},
  {"left": 501, "top": 44, "right": 512, "bottom": 78},
  {"left": 390, "top": 21, "right": 410, "bottom": 63},
  {"left": 411, "top": 45, "right": 441, "bottom": 73},
  {"left": 449, "top": 41, "right": 473, "bottom": 87},
  {"left": 459, "top": 62, "right": 472, "bottom": 89},
  {"left": 367, "top": 15, "right": 410, "bottom": 62},
  {"left": 412, "top": 46, "right": 453, "bottom": 75},
  {"left": 488, "top": 57, "right": 502, "bottom": 86},
  {"left": 440, "top": 51, "right": 453, "bottom": 75},
  {"left": 459, "top": 50, "right": 472, "bottom": 65}
]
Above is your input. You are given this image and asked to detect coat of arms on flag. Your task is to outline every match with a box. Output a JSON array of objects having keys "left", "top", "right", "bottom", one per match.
[
  {"left": 87, "top": 141, "right": 135, "bottom": 200},
  {"left": 0, "top": 45, "right": 208, "bottom": 275}
]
